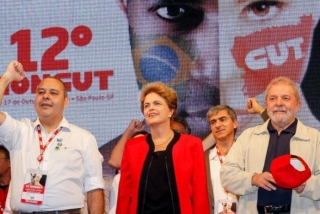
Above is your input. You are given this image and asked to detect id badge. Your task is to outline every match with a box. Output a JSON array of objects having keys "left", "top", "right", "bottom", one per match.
[
  {"left": 21, "top": 169, "right": 47, "bottom": 205},
  {"left": 216, "top": 199, "right": 237, "bottom": 214}
]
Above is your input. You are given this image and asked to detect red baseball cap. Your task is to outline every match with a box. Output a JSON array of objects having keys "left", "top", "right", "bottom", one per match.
[{"left": 270, "top": 154, "right": 311, "bottom": 189}]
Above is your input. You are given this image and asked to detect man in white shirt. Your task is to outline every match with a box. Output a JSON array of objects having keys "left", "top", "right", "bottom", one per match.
[
  {"left": 204, "top": 105, "right": 238, "bottom": 214},
  {"left": 0, "top": 62, "right": 105, "bottom": 214}
]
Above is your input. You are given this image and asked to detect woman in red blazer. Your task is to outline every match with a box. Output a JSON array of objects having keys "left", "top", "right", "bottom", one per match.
[{"left": 116, "top": 81, "right": 210, "bottom": 214}]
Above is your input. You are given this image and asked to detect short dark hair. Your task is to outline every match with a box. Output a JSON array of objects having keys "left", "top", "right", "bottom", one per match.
[
  {"left": 41, "top": 77, "right": 68, "bottom": 98},
  {"left": 0, "top": 145, "right": 9, "bottom": 160},
  {"left": 173, "top": 117, "right": 191, "bottom": 134}
]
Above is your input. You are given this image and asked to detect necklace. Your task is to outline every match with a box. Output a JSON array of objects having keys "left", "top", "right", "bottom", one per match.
[{"left": 154, "top": 131, "right": 173, "bottom": 151}]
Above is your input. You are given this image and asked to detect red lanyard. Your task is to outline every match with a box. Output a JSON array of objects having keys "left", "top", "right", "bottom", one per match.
[
  {"left": 216, "top": 145, "right": 230, "bottom": 195},
  {"left": 36, "top": 125, "right": 62, "bottom": 163},
  {"left": 216, "top": 145, "right": 224, "bottom": 165}
]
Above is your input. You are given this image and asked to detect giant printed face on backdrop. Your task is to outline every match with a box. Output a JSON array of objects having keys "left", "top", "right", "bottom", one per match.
[
  {"left": 219, "top": 0, "right": 320, "bottom": 133},
  {"left": 121, "top": 0, "right": 219, "bottom": 138},
  {"left": 120, "top": 0, "right": 319, "bottom": 138}
]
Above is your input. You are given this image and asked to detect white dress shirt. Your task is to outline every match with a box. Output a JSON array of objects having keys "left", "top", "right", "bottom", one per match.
[
  {"left": 0, "top": 112, "right": 104, "bottom": 212},
  {"left": 209, "top": 147, "right": 237, "bottom": 214},
  {"left": 108, "top": 173, "right": 120, "bottom": 214}
]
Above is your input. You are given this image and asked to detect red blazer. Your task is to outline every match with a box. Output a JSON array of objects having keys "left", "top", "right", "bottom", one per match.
[{"left": 116, "top": 132, "right": 210, "bottom": 214}]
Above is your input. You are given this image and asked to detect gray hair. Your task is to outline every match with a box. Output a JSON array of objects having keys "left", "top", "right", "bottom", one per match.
[{"left": 265, "top": 76, "right": 300, "bottom": 102}]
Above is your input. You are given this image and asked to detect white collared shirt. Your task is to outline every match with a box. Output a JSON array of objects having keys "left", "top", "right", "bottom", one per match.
[
  {"left": 108, "top": 173, "right": 120, "bottom": 214},
  {"left": 209, "top": 147, "right": 237, "bottom": 214},
  {"left": 0, "top": 112, "right": 104, "bottom": 212}
]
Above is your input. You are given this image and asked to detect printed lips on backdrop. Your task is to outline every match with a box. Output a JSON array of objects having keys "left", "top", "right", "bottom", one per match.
[{"left": 232, "top": 15, "right": 313, "bottom": 97}]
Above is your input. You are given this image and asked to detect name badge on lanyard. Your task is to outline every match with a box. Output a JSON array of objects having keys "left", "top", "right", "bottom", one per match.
[
  {"left": 21, "top": 169, "right": 47, "bottom": 205},
  {"left": 21, "top": 125, "right": 62, "bottom": 205},
  {"left": 216, "top": 199, "right": 237, "bottom": 214}
]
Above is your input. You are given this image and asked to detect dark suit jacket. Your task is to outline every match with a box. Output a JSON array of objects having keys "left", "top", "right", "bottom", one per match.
[{"left": 205, "top": 144, "right": 216, "bottom": 214}]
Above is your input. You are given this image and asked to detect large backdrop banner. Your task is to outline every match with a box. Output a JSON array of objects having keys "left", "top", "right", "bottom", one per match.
[
  {"left": 0, "top": 1, "right": 142, "bottom": 150},
  {"left": 0, "top": 1, "right": 319, "bottom": 173}
]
